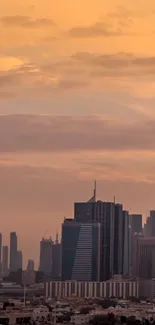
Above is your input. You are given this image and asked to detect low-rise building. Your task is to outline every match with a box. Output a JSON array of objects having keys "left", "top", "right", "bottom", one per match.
[{"left": 45, "top": 279, "right": 139, "bottom": 300}]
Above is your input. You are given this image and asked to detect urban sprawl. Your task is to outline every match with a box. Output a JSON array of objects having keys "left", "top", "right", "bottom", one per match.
[{"left": 1, "top": 184, "right": 155, "bottom": 324}]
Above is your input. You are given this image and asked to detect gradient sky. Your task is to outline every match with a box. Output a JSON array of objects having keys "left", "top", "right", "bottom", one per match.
[{"left": 1, "top": 0, "right": 155, "bottom": 267}]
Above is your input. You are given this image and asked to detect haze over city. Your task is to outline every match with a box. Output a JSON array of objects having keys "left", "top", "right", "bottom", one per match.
[{"left": 1, "top": 0, "right": 155, "bottom": 265}]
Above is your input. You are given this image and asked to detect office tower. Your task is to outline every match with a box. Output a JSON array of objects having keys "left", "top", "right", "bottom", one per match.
[
  {"left": 39, "top": 237, "right": 53, "bottom": 277},
  {"left": 0, "top": 233, "right": 2, "bottom": 275},
  {"left": 51, "top": 234, "right": 61, "bottom": 280},
  {"left": 144, "top": 217, "right": 151, "bottom": 236},
  {"left": 74, "top": 182, "right": 96, "bottom": 222},
  {"left": 114, "top": 204, "right": 124, "bottom": 275},
  {"left": 27, "top": 259, "right": 35, "bottom": 272},
  {"left": 17, "top": 251, "right": 23, "bottom": 270},
  {"left": 61, "top": 219, "right": 100, "bottom": 281},
  {"left": 143, "top": 211, "right": 155, "bottom": 237},
  {"left": 97, "top": 202, "right": 115, "bottom": 281},
  {"left": 130, "top": 214, "right": 142, "bottom": 234},
  {"left": 132, "top": 235, "right": 155, "bottom": 279},
  {"left": 2, "top": 246, "right": 8, "bottom": 276},
  {"left": 10, "top": 232, "right": 18, "bottom": 272},
  {"left": 123, "top": 211, "right": 130, "bottom": 276}
]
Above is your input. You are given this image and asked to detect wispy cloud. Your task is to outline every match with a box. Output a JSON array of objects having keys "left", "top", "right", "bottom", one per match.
[
  {"left": 0, "top": 115, "right": 155, "bottom": 153},
  {"left": 68, "top": 22, "right": 124, "bottom": 38},
  {"left": 0, "top": 15, "right": 55, "bottom": 28}
]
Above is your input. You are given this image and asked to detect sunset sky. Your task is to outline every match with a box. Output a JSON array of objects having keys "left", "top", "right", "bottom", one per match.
[{"left": 1, "top": 0, "right": 155, "bottom": 266}]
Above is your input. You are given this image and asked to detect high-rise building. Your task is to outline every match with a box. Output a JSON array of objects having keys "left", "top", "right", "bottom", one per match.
[
  {"left": 114, "top": 204, "right": 124, "bottom": 275},
  {"left": 2, "top": 246, "right": 8, "bottom": 276},
  {"left": 17, "top": 251, "right": 23, "bottom": 270},
  {"left": 51, "top": 234, "right": 61, "bottom": 280},
  {"left": 39, "top": 237, "right": 53, "bottom": 277},
  {"left": 61, "top": 219, "right": 101, "bottom": 281},
  {"left": 74, "top": 198, "right": 130, "bottom": 279},
  {"left": 9, "top": 232, "right": 18, "bottom": 272},
  {"left": 132, "top": 235, "right": 155, "bottom": 279},
  {"left": 74, "top": 182, "right": 96, "bottom": 222},
  {"left": 0, "top": 233, "right": 2, "bottom": 275},
  {"left": 130, "top": 214, "right": 142, "bottom": 234},
  {"left": 27, "top": 259, "right": 35, "bottom": 272},
  {"left": 123, "top": 211, "right": 130, "bottom": 276}
]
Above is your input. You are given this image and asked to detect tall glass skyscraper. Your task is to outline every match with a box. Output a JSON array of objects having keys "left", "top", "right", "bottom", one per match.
[
  {"left": 61, "top": 219, "right": 100, "bottom": 281},
  {"left": 74, "top": 189, "right": 130, "bottom": 280}
]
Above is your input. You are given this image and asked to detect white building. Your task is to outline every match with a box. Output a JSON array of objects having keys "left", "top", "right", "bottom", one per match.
[{"left": 45, "top": 279, "right": 139, "bottom": 299}]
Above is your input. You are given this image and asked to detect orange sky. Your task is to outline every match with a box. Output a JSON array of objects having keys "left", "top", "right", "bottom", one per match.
[{"left": 0, "top": 0, "right": 155, "bottom": 267}]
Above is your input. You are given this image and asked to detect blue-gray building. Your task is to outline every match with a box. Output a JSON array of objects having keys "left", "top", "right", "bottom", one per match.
[{"left": 61, "top": 219, "right": 100, "bottom": 281}]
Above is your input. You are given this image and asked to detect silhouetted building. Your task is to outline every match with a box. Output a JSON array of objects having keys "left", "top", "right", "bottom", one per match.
[
  {"left": 74, "top": 185, "right": 130, "bottom": 280},
  {"left": 22, "top": 270, "right": 35, "bottom": 285},
  {"left": 17, "top": 251, "right": 23, "bottom": 270},
  {"left": 52, "top": 234, "right": 61, "bottom": 280},
  {"left": 61, "top": 219, "right": 101, "bottom": 281},
  {"left": 2, "top": 246, "right": 8, "bottom": 276},
  {"left": 130, "top": 214, "right": 142, "bottom": 234},
  {"left": 10, "top": 232, "right": 18, "bottom": 272},
  {"left": 39, "top": 237, "right": 53, "bottom": 277},
  {"left": 132, "top": 235, "right": 155, "bottom": 279},
  {"left": 123, "top": 211, "right": 130, "bottom": 276},
  {"left": 0, "top": 233, "right": 2, "bottom": 275},
  {"left": 27, "top": 259, "right": 34, "bottom": 272}
]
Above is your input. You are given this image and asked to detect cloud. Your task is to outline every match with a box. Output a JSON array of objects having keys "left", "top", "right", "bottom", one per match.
[
  {"left": 1, "top": 52, "right": 155, "bottom": 100},
  {"left": 0, "top": 115, "right": 155, "bottom": 153},
  {"left": 0, "top": 15, "right": 55, "bottom": 28},
  {"left": 68, "top": 22, "right": 124, "bottom": 38}
]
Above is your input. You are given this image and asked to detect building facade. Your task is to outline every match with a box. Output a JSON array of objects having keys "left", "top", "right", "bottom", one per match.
[
  {"left": 52, "top": 239, "right": 61, "bottom": 280},
  {"left": 45, "top": 279, "right": 139, "bottom": 299},
  {"left": 61, "top": 219, "right": 100, "bottom": 282},
  {"left": 130, "top": 214, "right": 142, "bottom": 234},
  {"left": 39, "top": 238, "right": 53, "bottom": 277},
  {"left": 17, "top": 251, "right": 23, "bottom": 270},
  {"left": 2, "top": 245, "right": 8, "bottom": 276},
  {"left": 132, "top": 236, "right": 155, "bottom": 279},
  {"left": 27, "top": 259, "right": 35, "bottom": 272},
  {"left": 74, "top": 197, "right": 130, "bottom": 280},
  {"left": 9, "top": 232, "right": 18, "bottom": 272}
]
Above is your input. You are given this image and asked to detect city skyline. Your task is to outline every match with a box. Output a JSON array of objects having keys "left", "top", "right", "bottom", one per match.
[{"left": 1, "top": 0, "right": 155, "bottom": 266}]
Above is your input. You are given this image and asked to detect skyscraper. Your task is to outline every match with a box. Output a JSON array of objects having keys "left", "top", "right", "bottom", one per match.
[
  {"left": 123, "top": 211, "right": 130, "bottom": 276},
  {"left": 17, "top": 251, "right": 23, "bottom": 270},
  {"left": 27, "top": 259, "right": 35, "bottom": 272},
  {"left": 51, "top": 234, "right": 61, "bottom": 280},
  {"left": 61, "top": 219, "right": 100, "bottom": 281},
  {"left": 0, "top": 233, "right": 2, "bottom": 275},
  {"left": 132, "top": 235, "right": 155, "bottom": 279},
  {"left": 130, "top": 214, "right": 142, "bottom": 234},
  {"left": 74, "top": 185, "right": 130, "bottom": 280},
  {"left": 9, "top": 232, "right": 18, "bottom": 272},
  {"left": 113, "top": 204, "right": 124, "bottom": 275},
  {"left": 39, "top": 237, "right": 53, "bottom": 277},
  {"left": 2, "top": 246, "right": 8, "bottom": 276}
]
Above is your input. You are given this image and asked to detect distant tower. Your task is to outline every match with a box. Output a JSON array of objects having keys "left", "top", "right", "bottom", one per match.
[
  {"left": 2, "top": 246, "right": 8, "bottom": 276},
  {"left": 0, "top": 233, "right": 2, "bottom": 275},
  {"left": 39, "top": 237, "right": 53, "bottom": 277},
  {"left": 10, "top": 232, "right": 18, "bottom": 272},
  {"left": 55, "top": 232, "right": 59, "bottom": 245},
  {"left": 17, "top": 251, "right": 23, "bottom": 270},
  {"left": 94, "top": 180, "right": 96, "bottom": 202},
  {"left": 27, "top": 259, "right": 35, "bottom": 272}
]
